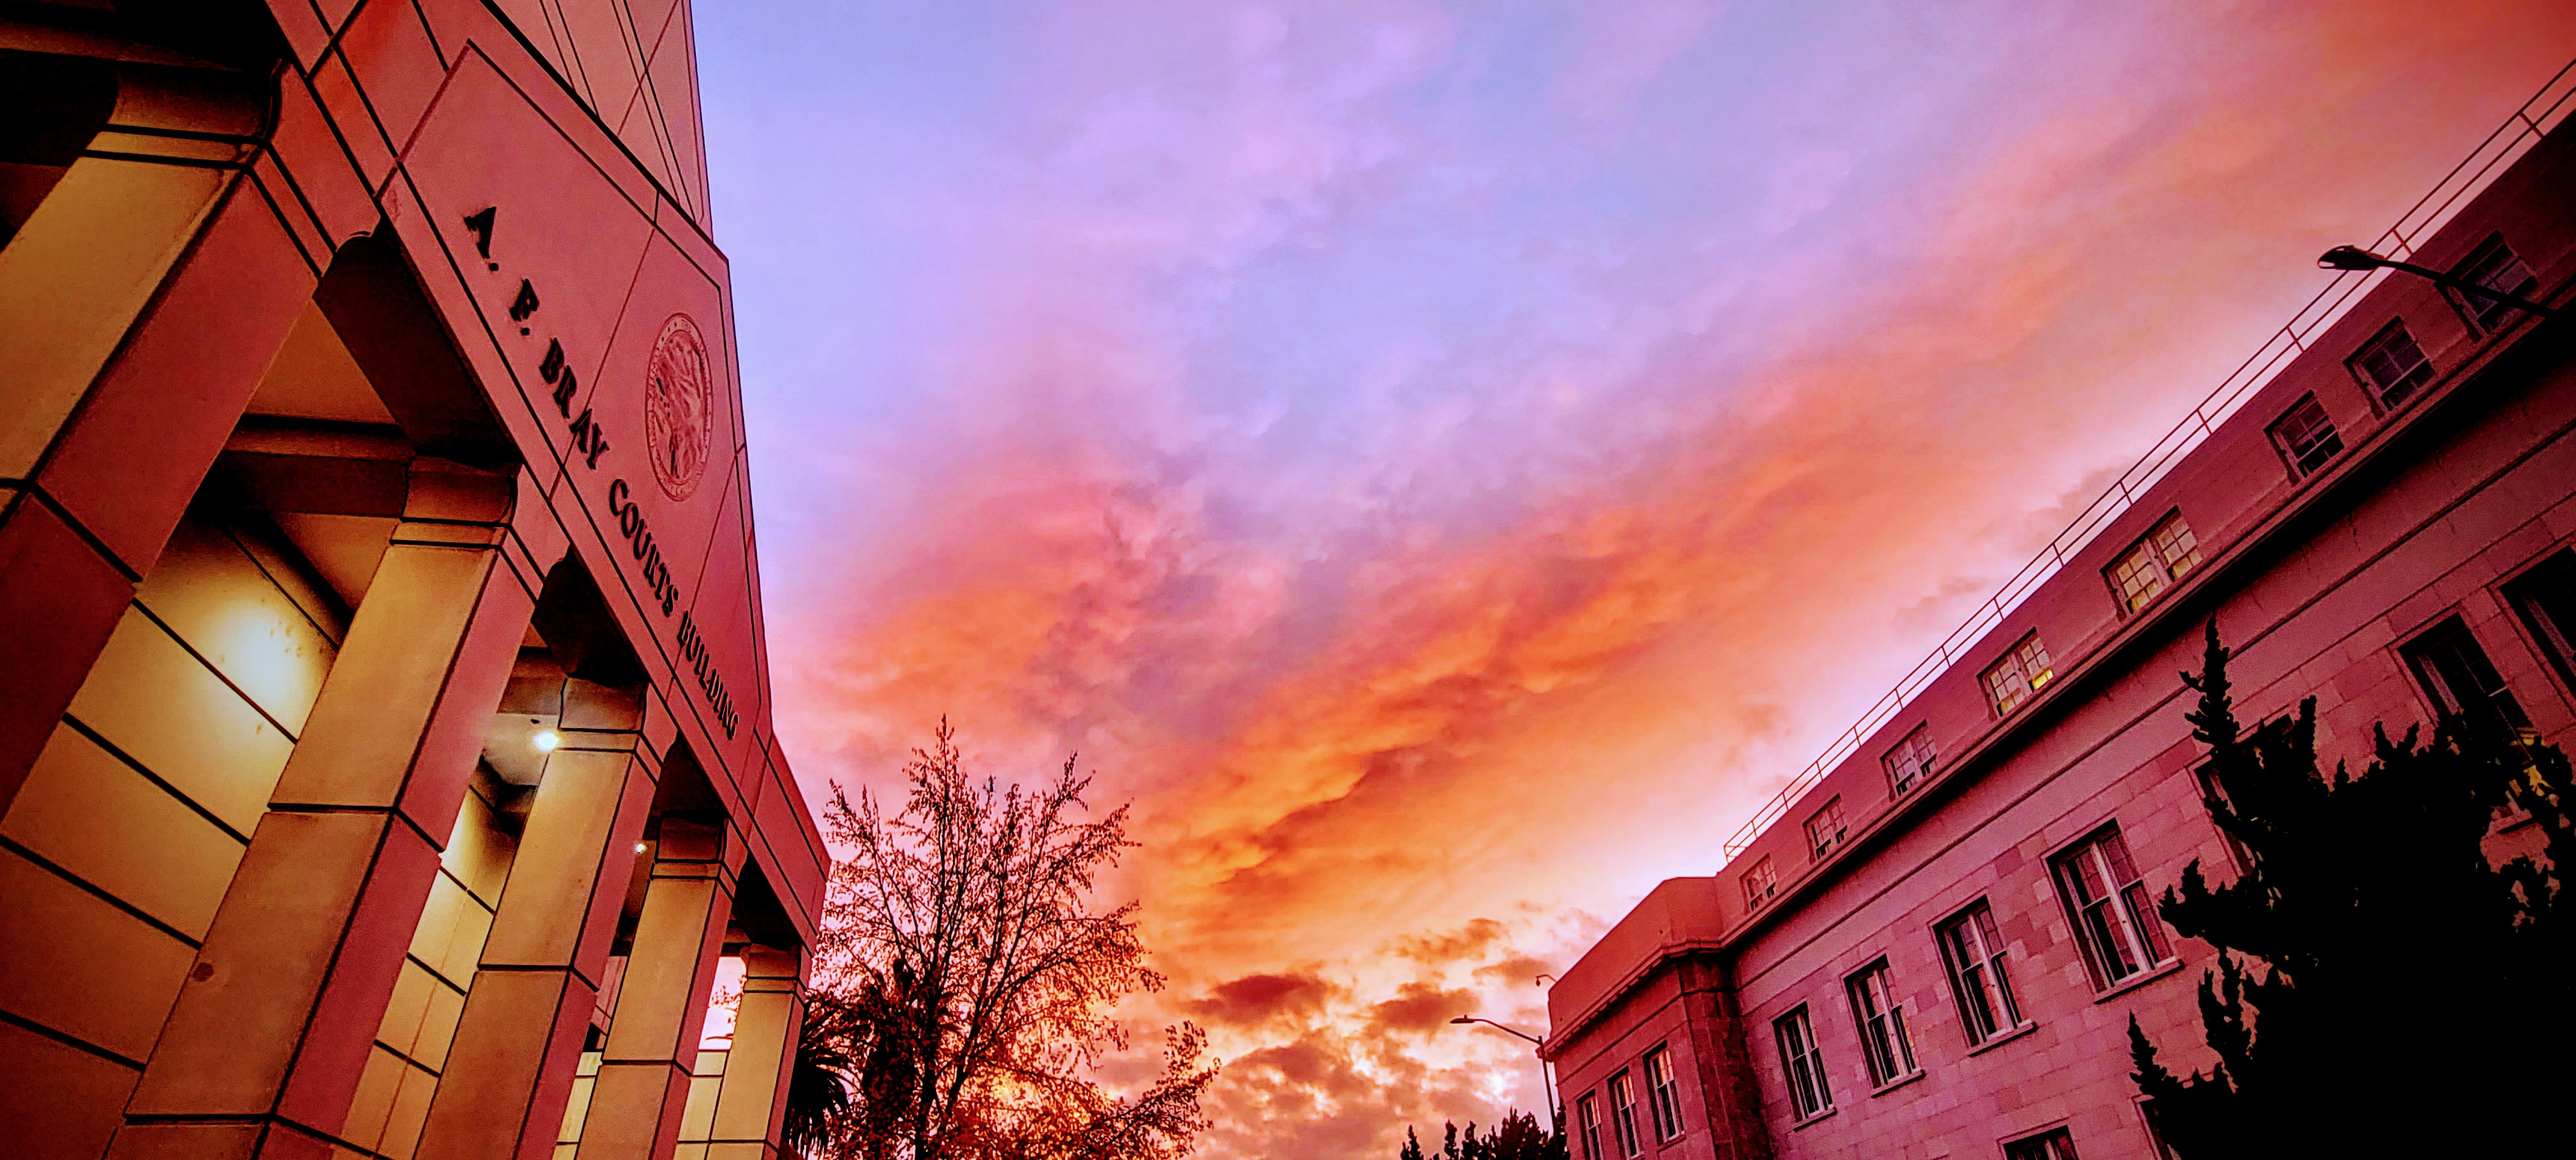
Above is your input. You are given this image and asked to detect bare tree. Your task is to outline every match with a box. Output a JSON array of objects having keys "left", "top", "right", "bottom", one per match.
[{"left": 793, "top": 721, "right": 1216, "bottom": 1160}]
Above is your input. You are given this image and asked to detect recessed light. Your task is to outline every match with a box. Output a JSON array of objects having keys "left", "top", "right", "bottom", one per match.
[
  {"left": 533, "top": 730, "right": 561, "bottom": 752},
  {"left": 634, "top": 842, "right": 648, "bottom": 853}
]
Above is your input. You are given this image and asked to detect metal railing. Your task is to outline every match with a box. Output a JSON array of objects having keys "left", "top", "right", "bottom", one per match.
[{"left": 1720, "top": 59, "right": 2576, "bottom": 859}]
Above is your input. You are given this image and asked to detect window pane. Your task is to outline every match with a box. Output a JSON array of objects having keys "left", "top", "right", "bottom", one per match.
[
  {"left": 2152, "top": 516, "right": 2200, "bottom": 578},
  {"left": 2019, "top": 636, "right": 2054, "bottom": 688},
  {"left": 1744, "top": 857, "right": 1777, "bottom": 906},
  {"left": 2457, "top": 237, "right": 2539, "bottom": 332},
  {"left": 2403, "top": 618, "right": 2534, "bottom": 739},
  {"left": 2271, "top": 395, "right": 2344, "bottom": 477},
  {"left": 2111, "top": 543, "right": 2165, "bottom": 611},
  {"left": 1806, "top": 797, "right": 1846, "bottom": 857},
  {"left": 2057, "top": 828, "right": 2165, "bottom": 986},
  {"left": 1986, "top": 634, "right": 2050, "bottom": 712},
  {"left": 1774, "top": 1009, "right": 1830, "bottom": 1118},
  {"left": 2352, "top": 322, "right": 2433, "bottom": 406},
  {"left": 1939, "top": 902, "right": 2020, "bottom": 1042},
  {"left": 2006, "top": 1129, "right": 2083, "bottom": 1160},
  {"left": 2506, "top": 550, "right": 2576, "bottom": 685},
  {"left": 1884, "top": 726, "right": 1936, "bottom": 793},
  {"left": 2123, "top": 881, "right": 2174, "bottom": 961}
]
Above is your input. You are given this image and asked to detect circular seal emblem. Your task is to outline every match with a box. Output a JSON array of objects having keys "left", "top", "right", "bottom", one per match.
[{"left": 643, "top": 313, "right": 714, "bottom": 502}]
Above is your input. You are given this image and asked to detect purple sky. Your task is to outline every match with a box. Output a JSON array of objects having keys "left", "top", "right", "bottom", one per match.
[{"left": 694, "top": 4, "right": 2575, "bottom": 1154}]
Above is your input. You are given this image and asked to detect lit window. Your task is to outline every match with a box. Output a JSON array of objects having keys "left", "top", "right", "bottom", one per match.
[
  {"left": 2106, "top": 512, "right": 2201, "bottom": 614},
  {"left": 2268, "top": 394, "right": 2343, "bottom": 478},
  {"left": 1844, "top": 959, "right": 1918, "bottom": 1087},
  {"left": 2004, "top": 1127, "right": 2082, "bottom": 1160},
  {"left": 2447, "top": 233, "right": 2541, "bottom": 335},
  {"left": 1933, "top": 900, "right": 2023, "bottom": 1045},
  {"left": 1743, "top": 857, "right": 1777, "bottom": 909},
  {"left": 2505, "top": 549, "right": 2576, "bottom": 689},
  {"left": 1883, "top": 725, "right": 1936, "bottom": 796},
  {"left": 1805, "top": 797, "right": 1848, "bottom": 860},
  {"left": 1643, "top": 1046, "right": 1684, "bottom": 1141},
  {"left": 1772, "top": 1005, "right": 1833, "bottom": 1121},
  {"left": 2348, "top": 320, "right": 2434, "bottom": 408},
  {"left": 2400, "top": 616, "right": 2533, "bottom": 744},
  {"left": 1982, "top": 632, "right": 2053, "bottom": 715},
  {"left": 1577, "top": 1094, "right": 1602, "bottom": 1160},
  {"left": 2051, "top": 824, "right": 2174, "bottom": 989},
  {"left": 1608, "top": 1069, "right": 1643, "bottom": 1156}
]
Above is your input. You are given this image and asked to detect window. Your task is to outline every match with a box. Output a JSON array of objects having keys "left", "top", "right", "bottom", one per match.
[
  {"left": 1608, "top": 1070, "right": 1642, "bottom": 1156},
  {"left": 2052, "top": 825, "right": 2174, "bottom": 989},
  {"left": 2506, "top": 549, "right": 2576, "bottom": 688},
  {"left": 2106, "top": 512, "right": 2202, "bottom": 613},
  {"left": 2402, "top": 617, "right": 2533, "bottom": 742},
  {"left": 1772, "top": 1006, "right": 1832, "bottom": 1121},
  {"left": 2138, "top": 1098, "right": 2178, "bottom": 1160},
  {"left": 2193, "top": 761, "right": 2256, "bottom": 875},
  {"left": 2348, "top": 320, "right": 2434, "bottom": 408},
  {"left": 1577, "top": 1094, "right": 1602, "bottom": 1160},
  {"left": 1982, "top": 633, "right": 2054, "bottom": 715},
  {"left": 1844, "top": 959, "right": 1918, "bottom": 1087},
  {"left": 2447, "top": 233, "right": 2540, "bottom": 335},
  {"left": 1884, "top": 724, "right": 1937, "bottom": 796},
  {"left": 1743, "top": 857, "right": 1777, "bottom": 909},
  {"left": 2004, "top": 1127, "right": 2082, "bottom": 1160},
  {"left": 1934, "top": 901, "right": 2023, "bottom": 1044},
  {"left": 2268, "top": 394, "right": 2344, "bottom": 478},
  {"left": 1643, "top": 1046, "right": 1683, "bottom": 1141},
  {"left": 1805, "top": 797, "right": 1848, "bottom": 859}
]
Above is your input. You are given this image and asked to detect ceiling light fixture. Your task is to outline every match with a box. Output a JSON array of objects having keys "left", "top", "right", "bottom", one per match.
[{"left": 533, "top": 730, "right": 561, "bottom": 752}]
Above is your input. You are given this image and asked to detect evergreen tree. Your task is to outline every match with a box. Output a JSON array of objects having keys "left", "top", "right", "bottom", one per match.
[
  {"left": 2129, "top": 622, "right": 2576, "bottom": 1156},
  {"left": 1488, "top": 1110, "right": 1563, "bottom": 1160},
  {"left": 1401, "top": 1111, "right": 1564, "bottom": 1160}
]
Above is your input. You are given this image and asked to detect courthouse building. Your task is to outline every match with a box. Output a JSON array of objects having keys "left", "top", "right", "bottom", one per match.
[
  {"left": 1, "top": 2, "right": 824, "bottom": 1159},
  {"left": 1543, "top": 70, "right": 2576, "bottom": 1160}
]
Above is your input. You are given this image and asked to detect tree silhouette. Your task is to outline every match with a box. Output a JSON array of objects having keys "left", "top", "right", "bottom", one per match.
[
  {"left": 789, "top": 721, "right": 1217, "bottom": 1159},
  {"left": 1401, "top": 1110, "right": 1564, "bottom": 1160},
  {"left": 2129, "top": 622, "right": 2576, "bottom": 1156}
]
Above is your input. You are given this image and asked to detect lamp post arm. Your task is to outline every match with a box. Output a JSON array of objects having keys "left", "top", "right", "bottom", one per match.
[{"left": 1456, "top": 1017, "right": 1544, "bottom": 1046}]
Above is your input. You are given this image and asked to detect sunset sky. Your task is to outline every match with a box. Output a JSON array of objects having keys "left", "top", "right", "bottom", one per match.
[{"left": 695, "top": 4, "right": 2574, "bottom": 1154}]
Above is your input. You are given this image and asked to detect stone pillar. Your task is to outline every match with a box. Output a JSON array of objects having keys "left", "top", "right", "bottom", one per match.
[
  {"left": 706, "top": 945, "right": 808, "bottom": 1160},
  {"left": 106, "top": 462, "right": 541, "bottom": 1158},
  {"left": 578, "top": 819, "right": 740, "bottom": 1160},
  {"left": 414, "top": 679, "right": 659, "bottom": 1160},
  {"left": 0, "top": 61, "right": 311, "bottom": 805}
]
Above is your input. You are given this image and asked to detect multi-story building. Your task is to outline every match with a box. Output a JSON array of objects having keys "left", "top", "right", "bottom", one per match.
[
  {"left": 1, "top": 3, "right": 824, "bottom": 1159},
  {"left": 1543, "top": 69, "right": 2576, "bottom": 1160}
]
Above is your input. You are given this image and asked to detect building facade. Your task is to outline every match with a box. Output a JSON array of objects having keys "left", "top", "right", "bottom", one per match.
[
  {"left": 1, "top": 3, "right": 825, "bottom": 1159},
  {"left": 1543, "top": 73, "right": 2576, "bottom": 1160}
]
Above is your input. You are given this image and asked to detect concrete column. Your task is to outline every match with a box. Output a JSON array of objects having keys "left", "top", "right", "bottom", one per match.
[
  {"left": 706, "top": 945, "right": 808, "bottom": 1160},
  {"left": 0, "top": 62, "right": 310, "bottom": 805},
  {"left": 107, "top": 462, "right": 540, "bottom": 1159},
  {"left": 578, "top": 819, "right": 740, "bottom": 1160},
  {"left": 415, "top": 680, "right": 659, "bottom": 1160}
]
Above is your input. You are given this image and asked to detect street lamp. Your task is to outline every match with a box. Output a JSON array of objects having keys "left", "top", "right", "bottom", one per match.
[
  {"left": 1449, "top": 1016, "right": 1558, "bottom": 1121},
  {"left": 2317, "top": 245, "right": 2559, "bottom": 318}
]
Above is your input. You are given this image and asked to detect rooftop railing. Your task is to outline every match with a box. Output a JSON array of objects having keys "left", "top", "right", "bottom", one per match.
[{"left": 1721, "top": 59, "right": 2576, "bottom": 859}]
